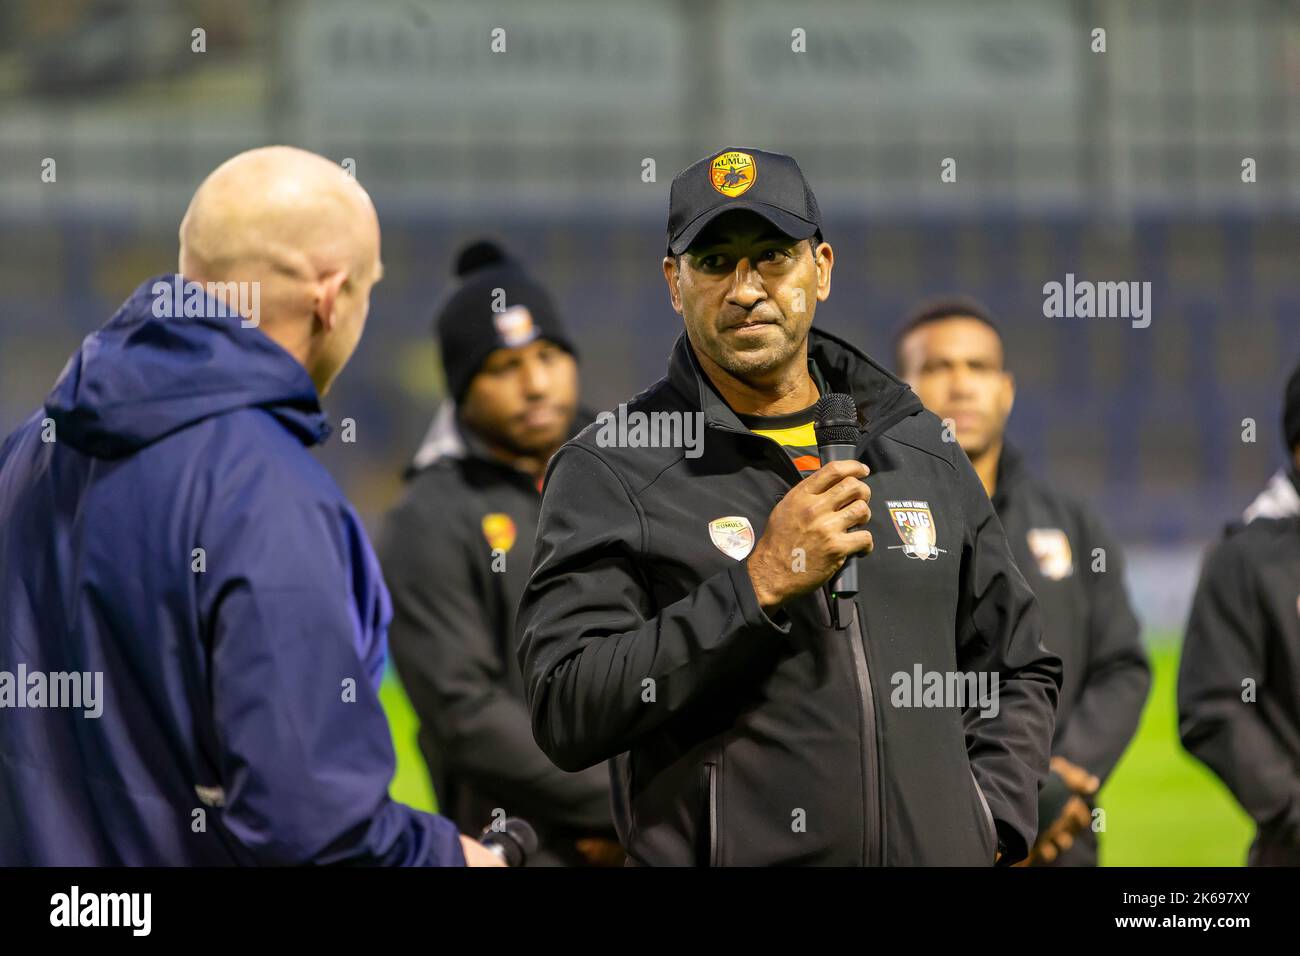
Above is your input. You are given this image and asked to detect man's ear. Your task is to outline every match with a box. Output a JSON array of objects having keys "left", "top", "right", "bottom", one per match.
[
  {"left": 1002, "top": 370, "right": 1016, "bottom": 419},
  {"left": 815, "top": 241, "right": 833, "bottom": 302},
  {"left": 314, "top": 270, "right": 349, "bottom": 332},
  {"left": 662, "top": 256, "right": 684, "bottom": 316}
]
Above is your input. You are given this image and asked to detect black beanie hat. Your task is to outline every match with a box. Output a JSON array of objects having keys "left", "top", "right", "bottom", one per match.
[
  {"left": 1284, "top": 359, "right": 1300, "bottom": 453},
  {"left": 434, "top": 240, "right": 577, "bottom": 402}
]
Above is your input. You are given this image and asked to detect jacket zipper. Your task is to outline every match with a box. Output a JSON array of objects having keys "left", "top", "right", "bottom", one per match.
[
  {"left": 705, "top": 760, "right": 720, "bottom": 867},
  {"left": 843, "top": 599, "right": 883, "bottom": 866},
  {"left": 839, "top": 403, "right": 915, "bottom": 867},
  {"left": 732, "top": 415, "right": 904, "bottom": 867}
]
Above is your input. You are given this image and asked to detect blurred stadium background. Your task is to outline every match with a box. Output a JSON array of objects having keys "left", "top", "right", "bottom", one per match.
[{"left": 3, "top": 0, "right": 1297, "bottom": 864}]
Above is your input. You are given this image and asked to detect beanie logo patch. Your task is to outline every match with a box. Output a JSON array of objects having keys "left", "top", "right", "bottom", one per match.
[
  {"left": 494, "top": 305, "right": 538, "bottom": 348},
  {"left": 710, "top": 151, "right": 756, "bottom": 198}
]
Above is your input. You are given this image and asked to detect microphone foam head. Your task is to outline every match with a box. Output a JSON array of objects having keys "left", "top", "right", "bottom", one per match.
[
  {"left": 814, "top": 392, "right": 861, "bottom": 445},
  {"left": 507, "top": 818, "right": 539, "bottom": 856}
]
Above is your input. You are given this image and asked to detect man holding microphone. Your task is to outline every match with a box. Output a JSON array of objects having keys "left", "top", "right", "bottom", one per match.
[{"left": 516, "top": 148, "right": 1061, "bottom": 865}]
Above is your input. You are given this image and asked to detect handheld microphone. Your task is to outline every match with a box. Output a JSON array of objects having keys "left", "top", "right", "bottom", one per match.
[
  {"left": 479, "top": 817, "right": 538, "bottom": 867},
  {"left": 814, "top": 393, "right": 864, "bottom": 628}
]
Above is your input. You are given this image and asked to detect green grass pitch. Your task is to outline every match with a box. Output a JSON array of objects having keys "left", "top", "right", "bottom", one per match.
[{"left": 381, "top": 636, "right": 1255, "bottom": 865}]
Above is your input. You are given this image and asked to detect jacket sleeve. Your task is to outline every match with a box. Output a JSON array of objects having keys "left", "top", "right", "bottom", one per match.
[
  {"left": 1053, "top": 505, "right": 1151, "bottom": 782},
  {"left": 200, "top": 476, "right": 465, "bottom": 867},
  {"left": 377, "top": 494, "right": 613, "bottom": 832},
  {"left": 1178, "top": 532, "right": 1300, "bottom": 840},
  {"left": 517, "top": 443, "right": 793, "bottom": 773},
  {"left": 955, "top": 455, "right": 1062, "bottom": 864}
]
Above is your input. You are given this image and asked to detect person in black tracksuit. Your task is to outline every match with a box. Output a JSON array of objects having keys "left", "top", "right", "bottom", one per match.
[
  {"left": 516, "top": 149, "right": 1061, "bottom": 866},
  {"left": 895, "top": 298, "right": 1150, "bottom": 867},
  {"left": 1178, "top": 362, "right": 1300, "bottom": 866},
  {"left": 377, "top": 241, "right": 619, "bottom": 867}
]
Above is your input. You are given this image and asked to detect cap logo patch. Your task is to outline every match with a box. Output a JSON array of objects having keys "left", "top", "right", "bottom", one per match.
[
  {"left": 494, "top": 305, "right": 537, "bottom": 348},
  {"left": 710, "top": 151, "right": 756, "bottom": 198},
  {"left": 708, "top": 515, "right": 755, "bottom": 560}
]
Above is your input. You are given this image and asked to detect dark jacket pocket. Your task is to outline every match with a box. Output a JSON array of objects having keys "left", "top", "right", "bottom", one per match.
[{"left": 970, "top": 768, "right": 997, "bottom": 862}]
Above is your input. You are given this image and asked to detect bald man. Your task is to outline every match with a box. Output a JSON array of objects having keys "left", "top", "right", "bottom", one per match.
[{"left": 0, "top": 146, "right": 499, "bottom": 866}]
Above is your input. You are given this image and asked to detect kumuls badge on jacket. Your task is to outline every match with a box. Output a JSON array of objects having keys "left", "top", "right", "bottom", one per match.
[
  {"left": 481, "top": 513, "right": 517, "bottom": 553},
  {"left": 708, "top": 516, "right": 755, "bottom": 560},
  {"left": 1026, "top": 528, "right": 1073, "bottom": 580},
  {"left": 886, "top": 500, "right": 944, "bottom": 560}
]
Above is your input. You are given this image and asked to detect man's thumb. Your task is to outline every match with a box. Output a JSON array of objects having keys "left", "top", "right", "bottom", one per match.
[{"left": 1051, "top": 757, "right": 1100, "bottom": 794}]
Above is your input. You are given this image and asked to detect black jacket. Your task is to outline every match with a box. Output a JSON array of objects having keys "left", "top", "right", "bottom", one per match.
[
  {"left": 377, "top": 404, "right": 614, "bottom": 866},
  {"left": 1178, "top": 493, "right": 1300, "bottom": 866},
  {"left": 517, "top": 328, "right": 1061, "bottom": 865},
  {"left": 992, "top": 444, "right": 1150, "bottom": 865}
]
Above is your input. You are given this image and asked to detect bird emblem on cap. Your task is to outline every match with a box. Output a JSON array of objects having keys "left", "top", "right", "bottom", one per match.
[{"left": 710, "top": 151, "right": 756, "bottom": 197}]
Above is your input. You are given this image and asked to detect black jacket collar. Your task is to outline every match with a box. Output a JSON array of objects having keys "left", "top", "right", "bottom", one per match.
[
  {"left": 991, "top": 442, "right": 1028, "bottom": 513},
  {"left": 666, "top": 326, "right": 922, "bottom": 443}
]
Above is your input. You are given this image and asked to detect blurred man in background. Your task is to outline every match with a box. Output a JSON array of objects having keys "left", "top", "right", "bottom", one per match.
[
  {"left": 896, "top": 297, "right": 1150, "bottom": 866},
  {"left": 1178, "top": 361, "right": 1300, "bottom": 866},
  {"left": 0, "top": 146, "right": 497, "bottom": 865},
  {"left": 378, "top": 240, "right": 620, "bottom": 867}
]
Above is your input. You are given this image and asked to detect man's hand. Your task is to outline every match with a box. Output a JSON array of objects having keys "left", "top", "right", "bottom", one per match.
[
  {"left": 1051, "top": 755, "right": 1101, "bottom": 796},
  {"left": 460, "top": 835, "right": 507, "bottom": 867},
  {"left": 1021, "top": 796, "right": 1092, "bottom": 865},
  {"left": 575, "top": 837, "right": 626, "bottom": 867},
  {"left": 746, "top": 460, "right": 873, "bottom": 611},
  {"left": 1019, "top": 757, "right": 1102, "bottom": 865}
]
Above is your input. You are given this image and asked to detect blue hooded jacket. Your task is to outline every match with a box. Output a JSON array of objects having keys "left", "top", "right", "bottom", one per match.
[{"left": 0, "top": 276, "right": 465, "bottom": 865}]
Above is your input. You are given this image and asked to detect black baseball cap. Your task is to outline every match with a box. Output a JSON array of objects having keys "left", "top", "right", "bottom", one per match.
[{"left": 666, "top": 147, "right": 823, "bottom": 255}]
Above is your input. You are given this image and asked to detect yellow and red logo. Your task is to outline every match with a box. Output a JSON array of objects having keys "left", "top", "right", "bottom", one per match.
[
  {"left": 481, "top": 513, "right": 517, "bottom": 553},
  {"left": 710, "top": 151, "right": 756, "bottom": 198}
]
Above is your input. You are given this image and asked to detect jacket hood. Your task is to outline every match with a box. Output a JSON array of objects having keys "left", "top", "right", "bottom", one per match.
[
  {"left": 1242, "top": 467, "right": 1300, "bottom": 523},
  {"left": 408, "top": 401, "right": 467, "bottom": 473},
  {"left": 667, "top": 325, "right": 923, "bottom": 441},
  {"left": 45, "top": 274, "right": 329, "bottom": 459}
]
